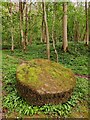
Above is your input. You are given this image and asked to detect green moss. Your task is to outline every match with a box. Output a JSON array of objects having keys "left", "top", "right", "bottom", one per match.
[
  {"left": 16, "top": 59, "right": 76, "bottom": 93},
  {"left": 17, "top": 63, "right": 43, "bottom": 88}
]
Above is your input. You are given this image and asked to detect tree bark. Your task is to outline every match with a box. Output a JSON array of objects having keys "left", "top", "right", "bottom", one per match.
[
  {"left": 88, "top": 2, "right": 90, "bottom": 42},
  {"left": 19, "top": 0, "right": 26, "bottom": 51},
  {"left": 53, "top": 2, "right": 57, "bottom": 44},
  {"left": 74, "top": 0, "right": 79, "bottom": 42},
  {"left": 41, "top": 2, "right": 44, "bottom": 43},
  {"left": 85, "top": 0, "right": 89, "bottom": 46},
  {"left": 41, "top": 2, "right": 46, "bottom": 43},
  {"left": 42, "top": 0, "right": 50, "bottom": 60},
  {"left": 10, "top": 1, "right": 14, "bottom": 52},
  {"left": 62, "top": 2, "right": 68, "bottom": 52},
  {"left": 28, "top": 0, "right": 32, "bottom": 45},
  {"left": 52, "top": 2, "right": 58, "bottom": 63},
  {"left": 24, "top": 0, "right": 28, "bottom": 46}
]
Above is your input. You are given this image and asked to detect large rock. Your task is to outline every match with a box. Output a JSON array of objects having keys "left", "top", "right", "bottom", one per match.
[{"left": 16, "top": 59, "right": 76, "bottom": 106}]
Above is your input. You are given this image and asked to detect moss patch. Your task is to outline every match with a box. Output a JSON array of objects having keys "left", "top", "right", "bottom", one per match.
[
  {"left": 16, "top": 59, "right": 76, "bottom": 105},
  {"left": 17, "top": 62, "right": 43, "bottom": 89}
]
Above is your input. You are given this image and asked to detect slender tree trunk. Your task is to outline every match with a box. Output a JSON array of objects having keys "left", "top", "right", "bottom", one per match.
[
  {"left": 25, "top": 0, "right": 28, "bottom": 46},
  {"left": 10, "top": 1, "right": 14, "bottom": 52},
  {"left": 41, "top": 2, "right": 44, "bottom": 43},
  {"left": 29, "top": 0, "right": 32, "bottom": 45},
  {"left": 88, "top": 2, "right": 90, "bottom": 42},
  {"left": 41, "top": 2, "right": 46, "bottom": 43},
  {"left": 52, "top": 2, "right": 58, "bottom": 62},
  {"left": 42, "top": 0, "right": 50, "bottom": 60},
  {"left": 62, "top": 2, "right": 68, "bottom": 52},
  {"left": 41, "top": 20, "right": 43, "bottom": 43},
  {"left": 53, "top": 2, "right": 57, "bottom": 44},
  {"left": 41, "top": 19, "right": 46, "bottom": 43},
  {"left": 85, "top": 0, "right": 89, "bottom": 46},
  {"left": 74, "top": 2, "right": 79, "bottom": 42},
  {"left": 19, "top": 0, "right": 26, "bottom": 51}
]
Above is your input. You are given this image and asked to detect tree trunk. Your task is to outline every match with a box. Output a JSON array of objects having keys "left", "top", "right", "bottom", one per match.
[
  {"left": 41, "top": 2, "right": 44, "bottom": 43},
  {"left": 41, "top": 2, "right": 46, "bottom": 43},
  {"left": 10, "top": 1, "right": 14, "bottom": 52},
  {"left": 74, "top": 2, "right": 80, "bottom": 42},
  {"left": 53, "top": 2, "right": 57, "bottom": 44},
  {"left": 52, "top": 2, "right": 58, "bottom": 63},
  {"left": 88, "top": 1, "right": 90, "bottom": 41},
  {"left": 28, "top": 0, "right": 32, "bottom": 45},
  {"left": 25, "top": 0, "right": 28, "bottom": 46},
  {"left": 88, "top": 2, "right": 90, "bottom": 42},
  {"left": 42, "top": 0, "right": 50, "bottom": 60},
  {"left": 62, "top": 2, "right": 68, "bottom": 52},
  {"left": 19, "top": 0, "right": 26, "bottom": 51},
  {"left": 85, "top": 0, "right": 89, "bottom": 46}
]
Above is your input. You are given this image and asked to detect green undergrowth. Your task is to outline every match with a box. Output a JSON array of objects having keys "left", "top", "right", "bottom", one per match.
[
  {"left": 2, "top": 42, "right": 89, "bottom": 118},
  {"left": 3, "top": 42, "right": 89, "bottom": 75}
]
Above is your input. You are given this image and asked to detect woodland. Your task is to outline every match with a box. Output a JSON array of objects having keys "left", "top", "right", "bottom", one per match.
[{"left": 1, "top": 0, "right": 90, "bottom": 119}]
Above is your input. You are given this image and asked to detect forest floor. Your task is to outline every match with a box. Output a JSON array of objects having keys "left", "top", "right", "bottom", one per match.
[{"left": 1, "top": 42, "right": 90, "bottom": 119}]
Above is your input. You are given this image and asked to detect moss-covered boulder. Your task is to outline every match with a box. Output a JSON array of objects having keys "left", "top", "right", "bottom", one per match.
[{"left": 16, "top": 59, "right": 76, "bottom": 106}]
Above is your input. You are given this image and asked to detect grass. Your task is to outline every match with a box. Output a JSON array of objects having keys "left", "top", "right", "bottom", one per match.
[{"left": 2, "top": 42, "right": 89, "bottom": 118}]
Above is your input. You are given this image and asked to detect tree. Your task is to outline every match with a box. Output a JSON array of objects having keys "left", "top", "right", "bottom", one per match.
[
  {"left": 19, "top": 0, "right": 26, "bottom": 51},
  {"left": 24, "top": 0, "right": 28, "bottom": 46},
  {"left": 10, "top": 1, "right": 14, "bottom": 52},
  {"left": 85, "top": 0, "right": 89, "bottom": 45},
  {"left": 41, "top": 2, "right": 45, "bottom": 43},
  {"left": 2, "top": 1, "right": 88, "bottom": 53},
  {"left": 88, "top": 2, "right": 90, "bottom": 42},
  {"left": 74, "top": 2, "right": 79, "bottom": 42},
  {"left": 42, "top": 0, "right": 50, "bottom": 60},
  {"left": 41, "top": 2, "right": 47, "bottom": 43},
  {"left": 52, "top": 1, "right": 58, "bottom": 62},
  {"left": 29, "top": 0, "right": 32, "bottom": 45},
  {"left": 62, "top": 2, "right": 68, "bottom": 52}
]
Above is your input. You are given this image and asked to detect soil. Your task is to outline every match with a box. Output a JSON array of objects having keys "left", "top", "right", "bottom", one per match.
[{"left": 75, "top": 74, "right": 90, "bottom": 80}]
